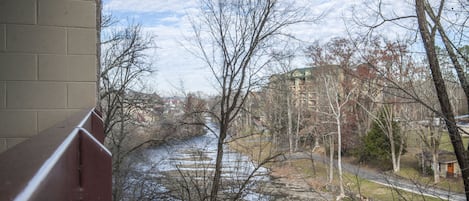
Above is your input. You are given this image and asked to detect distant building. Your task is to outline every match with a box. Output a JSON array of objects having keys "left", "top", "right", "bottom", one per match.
[
  {"left": 126, "top": 91, "right": 164, "bottom": 125},
  {"left": 163, "top": 96, "right": 185, "bottom": 114},
  {"left": 417, "top": 150, "right": 461, "bottom": 178},
  {"left": 268, "top": 65, "right": 344, "bottom": 110},
  {"left": 266, "top": 64, "right": 370, "bottom": 151}
]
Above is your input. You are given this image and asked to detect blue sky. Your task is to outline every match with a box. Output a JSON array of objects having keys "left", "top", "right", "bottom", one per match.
[{"left": 102, "top": 0, "right": 413, "bottom": 96}]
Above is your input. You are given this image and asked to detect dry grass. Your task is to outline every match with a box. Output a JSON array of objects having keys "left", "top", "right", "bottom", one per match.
[
  {"left": 332, "top": 156, "right": 442, "bottom": 201},
  {"left": 278, "top": 158, "right": 441, "bottom": 201},
  {"left": 271, "top": 159, "right": 330, "bottom": 191},
  {"left": 230, "top": 133, "right": 449, "bottom": 200},
  {"left": 343, "top": 172, "right": 442, "bottom": 201},
  {"left": 396, "top": 153, "right": 466, "bottom": 194},
  {"left": 439, "top": 133, "right": 469, "bottom": 152},
  {"left": 406, "top": 131, "right": 469, "bottom": 152},
  {"left": 399, "top": 131, "right": 467, "bottom": 194},
  {"left": 228, "top": 134, "right": 278, "bottom": 166}
]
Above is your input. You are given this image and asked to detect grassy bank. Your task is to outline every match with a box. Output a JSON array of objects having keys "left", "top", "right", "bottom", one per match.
[
  {"left": 399, "top": 131, "right": 467, "bottom": 193},
  {"left": 229, "top": 134, "right": 444, "bottom": 200}
]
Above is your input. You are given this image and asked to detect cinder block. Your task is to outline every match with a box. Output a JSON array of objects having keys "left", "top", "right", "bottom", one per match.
[
  {"left": 0, "top": 111, "right": 37, "bottom": 137},
  {"left": 38, "top": 110, "right": 72, "bottom": 132},
  {"left": 7, "top": 81, "right": 67, "bottom": 109},
  {"left": 38, "top": 55, "right": 96, "bottom": 81},
  {"left": 6, "top": 138, "right": 28, "bottom": 149},
  {"left": 38, "top": 0, "right": 96, "bottom": 28},
  {"left": 67, "top": 82, "right": 96, "bottom": 108},
  {"left": 6, "top": 24, "right": 66, "bottom": 54},
  {"left": 68, "top": 55, "right": 96, "bottom": 81},
  {"left": 0, "top": 24, "right": 4, "bottom": 51},
  {"left": 0, "top": 138, "right": 6, "bottom": 153},
  {"left": 38, "top": 55, "right": 67, "bottom": 81},
  {"left": 0, "top": 82, "right": 5, "bottom": 109},
  {"left": 0, "top": 54, "right": 37, "bottom": 80},
  {"left": 0, "top": 0, "right": 36, "bottom": 24},
  {"left": 67, "top": 28, "right": 96, "bottom": 55}
]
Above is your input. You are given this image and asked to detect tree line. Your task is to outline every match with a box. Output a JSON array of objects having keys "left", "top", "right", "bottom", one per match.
[{"left": 99, "top": 0, "right": 469, "bottom": 200}]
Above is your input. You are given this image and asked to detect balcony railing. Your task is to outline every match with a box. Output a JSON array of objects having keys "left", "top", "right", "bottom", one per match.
[{"left": 0, "top": 108, "right": 112, "bottom": 201}]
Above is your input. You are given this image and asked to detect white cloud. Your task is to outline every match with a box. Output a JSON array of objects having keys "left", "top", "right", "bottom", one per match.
[
  {"left": 139, "top": 23, "right": 213, "bottom": 95},
  {"left": 104, "top": 0, "right": 419, "bottom": 95},
  {"left": 159, "top": 15, "right": 180, "bottom": 23},
  {"left": 105, "top": 0, "right": 198, "bottom": 14}
]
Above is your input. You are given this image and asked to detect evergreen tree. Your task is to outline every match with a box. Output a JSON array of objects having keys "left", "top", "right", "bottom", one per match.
[{"left": 359, "top": 107, "right": 405, "bottom": 168}]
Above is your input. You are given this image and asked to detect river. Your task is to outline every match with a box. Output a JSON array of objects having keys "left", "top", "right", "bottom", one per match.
[
  {"left": 126, "top": 121, "right": 332, "bottom": 201},
  {"left": 130, "top": 121, "right": 272, "bottom": 200}
]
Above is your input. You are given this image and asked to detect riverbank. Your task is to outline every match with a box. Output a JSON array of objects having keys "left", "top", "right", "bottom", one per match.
[
  {"left": 228, "top": 134, "right": 449, "bottom": 201},
  {"left": 227, "top": 135, "right": 335, "bottom": 200},
  {"left": 133, "top": 126, "right": 278, "bottom": 201}
]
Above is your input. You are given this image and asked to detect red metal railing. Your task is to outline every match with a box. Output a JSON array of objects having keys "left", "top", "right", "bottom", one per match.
[{"left": 0, "top": 108, "right": 111, "bottom": 201}]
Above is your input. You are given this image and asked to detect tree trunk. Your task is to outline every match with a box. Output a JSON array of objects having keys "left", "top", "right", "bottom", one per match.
[
  {"left": 432, "top": 149, "right": 440, "bottom": 183},
  {"left": 387, "top": 109, "right": 399, "bottom": 173},
  {"left": 416, "top": 1, "right": 469, "bottom": 198},
  {"left": 337, "top": 116, "right": 345, "bottom": 199},
  {"left": 420, "top": 143, "right": 426, "bottom": 176},
  {"left": 112, "top": 104, "right": 125, "bottom": 200},
  {"left": 389, "top": 131, "right": 398, "bottom": 172},
  {"left": 314, "top": 135, "right": 320, "bottom": 148},
  {"left": 426, "top": 5, "right": 469, "bottom": 109},
  {"left": 210, "top": 138, "right": 224, "bottom": 200},
  {"left": 396, "top": 124, "right": 406, "bottom": 173},
  {"left": 295, "top": 104, "right": 301, "bottom": 152},
  {"left": 210, "top": 122, "right": 227, "bottom": 200},
  {"left": 396, "top": 139, "right": 404, "bottom": 172},
  {"left": 112, "top": 151, "right": 122, "bottom": 200},
  {"left": 329, "top": 134, "right": 334, "bottom": 183},
  {"left": 287, "top": 95, "right": 293, "bottom": 154}
]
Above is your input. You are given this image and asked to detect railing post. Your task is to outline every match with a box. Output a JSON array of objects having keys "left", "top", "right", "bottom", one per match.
[
  {"left": 79, "top": 129, "right": 112, "bottom": 201},
  {"left": 91, "top": 109, "right": 105, "bottom": 143},
  {"left": 0, "top": 108, "right": 112, "bottom": 201}
]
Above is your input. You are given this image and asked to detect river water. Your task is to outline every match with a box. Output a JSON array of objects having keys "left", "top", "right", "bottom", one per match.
[
  {"left": 127, "top": 121, "right": 332, "bottom": 201},
  {"left": 132, "top": 122, "right": 272, "bottom": 200}
]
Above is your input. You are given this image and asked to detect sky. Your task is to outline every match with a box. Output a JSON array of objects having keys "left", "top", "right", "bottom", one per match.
[{"left": 102, "top": 0, "right": 414, "bottom": 96}]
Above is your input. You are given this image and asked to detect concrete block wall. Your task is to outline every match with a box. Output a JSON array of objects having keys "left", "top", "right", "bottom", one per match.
[{"left": 0, "top": 0, "right": 98, "bottom": 153}]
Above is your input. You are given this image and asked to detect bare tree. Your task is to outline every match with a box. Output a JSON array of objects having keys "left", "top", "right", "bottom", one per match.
[
  {"left": 100, "top": 18, "right": 155, "bottom": 136},
  {"left": 99, "top": 17, "right": 156, "bottom": 200},
  {"left": 351, "top": 36, "right": 420, "bottom": 173},
  {"left": 305, "top": 39, "right": 359, "bottom": 194},
  {"left": 415, "top": 101, "right": 443, "bottom": 183},
  {"left": 352, "top": 0, "right": 469, "bottom": 198},
  {"left": 305, "top": 38, "right": 364, "bottom": 153},
  {"left": 190, "top": 0, "right": 308, "bottom": 199},
  {"left": 321, "top": 73, "right": 356, "bottom": 200},
  {"left": 360, "top": 104, "right": 406, "bottom": 173},
  {"left": 271, "top": 50, "right": 301, "bottom": 154},
  {"left": 415, "top": 0, "right": 469, "bottom": 198},
  {"left": 264, "top": 76, "right": 289, "bottom": 152}
]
